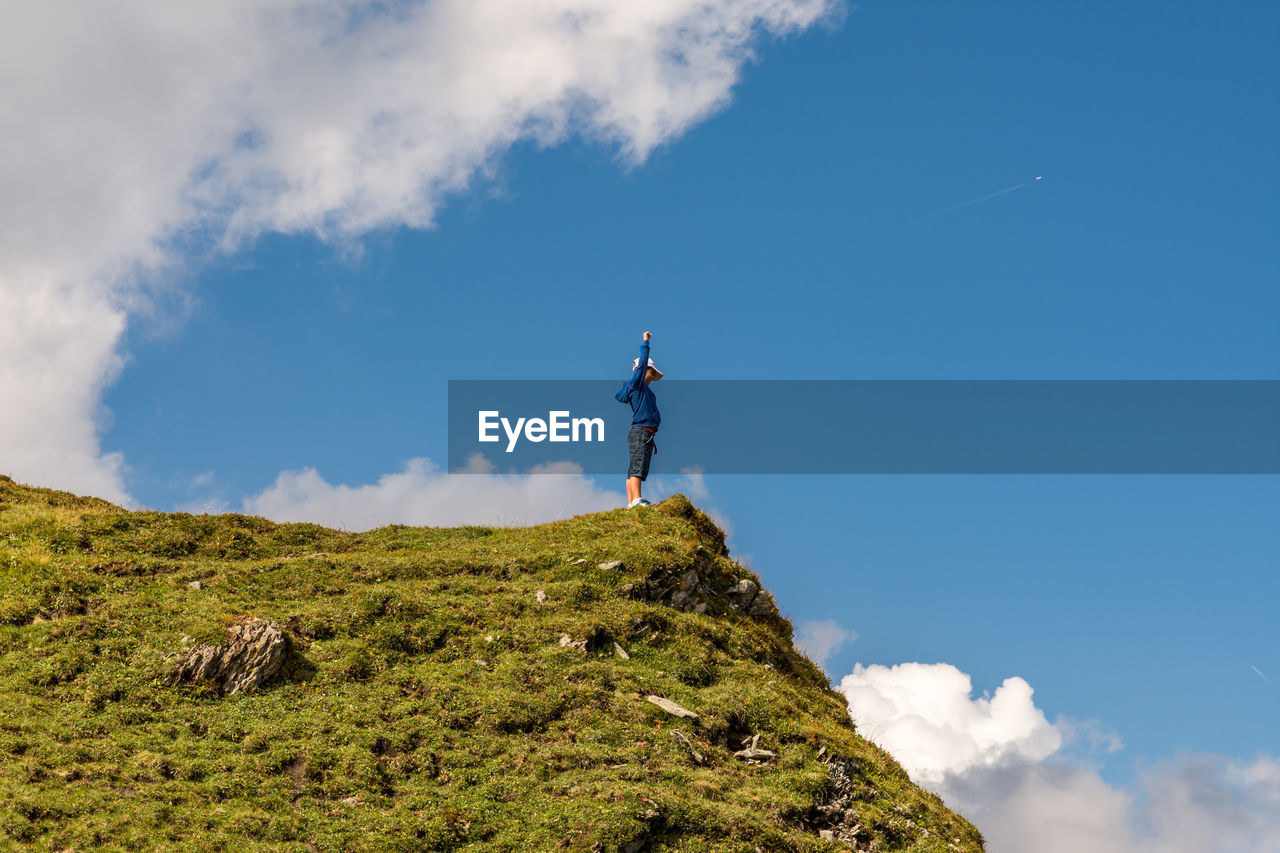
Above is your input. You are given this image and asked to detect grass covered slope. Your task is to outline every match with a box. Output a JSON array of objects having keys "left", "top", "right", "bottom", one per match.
[{"left": 0, "top": 475, "right": 983, "bottom": 852}]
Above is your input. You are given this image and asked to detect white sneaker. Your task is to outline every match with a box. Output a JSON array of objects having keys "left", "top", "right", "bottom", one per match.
[{"left": 627, "top": 497, "right": 642, "bottom": 508}]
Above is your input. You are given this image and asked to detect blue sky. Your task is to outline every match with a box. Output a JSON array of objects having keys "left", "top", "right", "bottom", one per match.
[
  {"left": 5, "top": 1, "right": 1277, "bottom": 848},
  {"left": 110, "top": 0, "right": 1276, "bottom": 779}
]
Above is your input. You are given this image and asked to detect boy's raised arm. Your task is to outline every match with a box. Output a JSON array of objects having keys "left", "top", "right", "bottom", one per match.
[{"left": 627, "top": 332, "right": 651, "bottom": 392}]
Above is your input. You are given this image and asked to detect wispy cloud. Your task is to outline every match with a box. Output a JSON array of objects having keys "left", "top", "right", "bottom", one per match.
[
  {"left": 796, "top": 619, "right": 856, "bottom": 668},
  {"left": 188, "top": 471, "right": 215, "bottom": 490}
]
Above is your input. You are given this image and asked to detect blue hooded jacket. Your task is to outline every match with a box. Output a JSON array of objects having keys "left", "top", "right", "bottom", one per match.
[{"left": 615, "top": 340, "right": 661, "bottom": 429}]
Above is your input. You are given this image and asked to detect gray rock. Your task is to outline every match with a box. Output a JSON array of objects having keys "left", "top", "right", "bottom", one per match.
[
  {"left": 727, "top": 578, "right": 758, "bottom": 610},
  {"left": 734, "top": 746, "right": 777, "bottom": 762},
  {"left": 734, "top": 733, "right": 777, "bottom": 763},
  {"left": 187, "top": 580, "right": 202, "bottom": 591},
  {"left": 535, "top": 589, "right": 547, "bottom": 604},
  {"left": 819, "top": 829, "right": 835, "bottom": 841},
  {"left": 645, "top": 694, "right": 698, "bottom": 719},
  {"left": 672, "top": 730, "right": 703, "bottom": 765},
  {"left": 807, "top": 754, "right": 867, "bottom": 844},
  {"left": 597, "top": 560, "right": 624, "bottom": 571},
  {"left": 625, "top": 555, "right": 780, "bottom": 624},
  {"left": 747, "top": 589, "right": 779, "bottom": 618},
  {"left": 168, "top": 617, "right": 287, "bottom": 694},
  {"left": 613, "top": 641, "right": 630, "bottom": 660},
  {"left": 558, "top": 634, "right": 587, "bottom": 651}
]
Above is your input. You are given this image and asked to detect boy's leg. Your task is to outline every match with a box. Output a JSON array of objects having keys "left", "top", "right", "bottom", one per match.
[
  {"left": 634, "top": 432, "right": 653, "bottom": 503},
  {"left": 626, "top": 426, "right": 646, "bottom": 505},
  {"left": 622, "top": 425, "right": 637, "bottom": 504}
]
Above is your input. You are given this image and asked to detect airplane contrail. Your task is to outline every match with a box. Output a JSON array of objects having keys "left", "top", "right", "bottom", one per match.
[
  {"left": 1252, "top": 664, "right": 1272, "bottom": 685},
  {"left": 933, "top": 175, "right": 1043, "bottom": 217}
]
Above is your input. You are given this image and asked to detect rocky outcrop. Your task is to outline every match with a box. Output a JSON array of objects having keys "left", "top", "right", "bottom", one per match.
[
  {"left": 724, "top": 577, "right": 778, "bottom": 619},
  {"left": 619, "top": 545, "right": 781, "bottom": 623},
  {"left": 807, "top": 752, "right": 873, "bottom": 849},
  {"left": 169, "top": 617, "right": 287, "bottom": 694}
]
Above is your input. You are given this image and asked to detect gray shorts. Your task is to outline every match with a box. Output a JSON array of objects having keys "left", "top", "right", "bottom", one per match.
[{"left": 627, "top": 425, "right": 656, "bottom": 480}]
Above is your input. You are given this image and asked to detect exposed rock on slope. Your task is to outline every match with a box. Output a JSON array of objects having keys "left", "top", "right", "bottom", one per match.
[{"left": 168, "top": 616, "right": 287, "bottom": 694}]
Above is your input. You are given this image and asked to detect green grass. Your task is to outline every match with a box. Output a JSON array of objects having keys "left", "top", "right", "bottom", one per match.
[{"left": 0, "top": 474, "right": 983, "bottom": 852}]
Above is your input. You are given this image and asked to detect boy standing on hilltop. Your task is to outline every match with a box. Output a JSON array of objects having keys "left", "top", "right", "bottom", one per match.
[{"left": 616, "top": 330, "right": 662, "bottom": 508}]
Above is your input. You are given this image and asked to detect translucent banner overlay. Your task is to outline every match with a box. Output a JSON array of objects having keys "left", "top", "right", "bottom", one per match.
[{"left": 448, "top": 380, "right": 1280, "bottom": 474}]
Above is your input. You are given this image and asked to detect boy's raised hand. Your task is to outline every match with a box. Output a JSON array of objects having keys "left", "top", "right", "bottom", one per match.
[{"left": 643, "top": 331, "right": 652, "bottom": 341}]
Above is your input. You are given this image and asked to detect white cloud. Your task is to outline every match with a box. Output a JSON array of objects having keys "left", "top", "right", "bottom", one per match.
[
  {"left": 796, "top": 618, "right": 856, "bottom": 667},
  {"left": 188, "top": 471, "right": 216, "bottom": 490},
  {"left": 0, "top": 282, "right": 131, "bottom": 504},
  {"left": 177, "top": 497, "right": 233, "bottom": 516},
  {"left": 673, "top": 470, "right": 711, "bottom": 501},
  {"left": 0, "top": 0, "right": 836, "bottom": 501},
  {"left": 838, "top": 660, "right": 1280, "bottom": 853},
  {"left": 942, "top": 755, "right": 1280, "bottom": 853},
  {"left": 243, "top": 455, "right": 620, "bottom": 529},
  {"left": 945, "top": 761, "right": 1140, "bottom": 853},
  {"left": 840, "top": 662, "right": 1062, "bottom": 785}
]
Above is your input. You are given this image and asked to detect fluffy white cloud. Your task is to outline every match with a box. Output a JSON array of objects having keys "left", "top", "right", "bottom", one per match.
[
  {"left": 840, "top": 662, "right": 1062, "bottom": 785},
  {"left": 243, "top": 456, "right": 620, "bottom": 529},
  {"left": 796, "top": 618, "right": 856, "bottom": 667},
  {"left": 0, "top": 282, "right": 130, "bottom": 504},
  {"left": 0, "top": 0, "right": 835, "bottom": 501},
  {"left": 838, "top": 660, "right": 1280, "bottom": 853}
]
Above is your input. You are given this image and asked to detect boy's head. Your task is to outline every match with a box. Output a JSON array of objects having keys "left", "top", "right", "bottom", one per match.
[{"left": 632, "top": 357, "right": 663, "bottom": 383}]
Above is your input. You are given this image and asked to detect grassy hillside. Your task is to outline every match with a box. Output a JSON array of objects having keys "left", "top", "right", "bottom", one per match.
[{"left": 0, "top": 475, "right": 983, "bottom": 852}]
